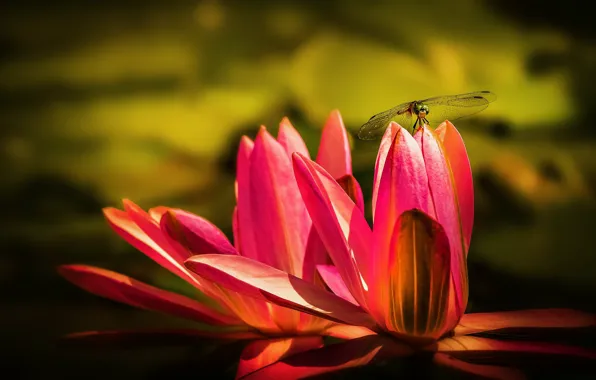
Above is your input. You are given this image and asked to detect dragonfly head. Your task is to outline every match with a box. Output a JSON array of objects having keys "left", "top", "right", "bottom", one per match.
[{"left": 414, "top": 102, "right": 430, "bottom": 118}]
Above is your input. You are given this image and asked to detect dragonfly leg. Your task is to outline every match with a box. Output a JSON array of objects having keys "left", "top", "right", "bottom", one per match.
[{"left": 410, "top": 118, "right": 419, "bottom": 135}]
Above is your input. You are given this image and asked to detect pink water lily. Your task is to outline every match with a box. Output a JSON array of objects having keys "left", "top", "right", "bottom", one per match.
[
  {"left": 58, "top": 111, "right": 375, "bottom": 378},
  {"left": 186, "top": 121, "right": 596, "bottom": 378}
]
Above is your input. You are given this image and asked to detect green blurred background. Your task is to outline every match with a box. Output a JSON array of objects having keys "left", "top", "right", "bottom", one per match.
[{"left": 2, "top": 0, "right": 595, "bottom": 378}]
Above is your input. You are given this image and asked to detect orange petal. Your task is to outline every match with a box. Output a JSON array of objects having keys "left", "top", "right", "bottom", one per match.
[
  {"left": 236, "top": 337, "right": 323, "bottom": 379},
  {"left": 336, "top": 174, "right": 365, "bottom": 212},
  {"left": 316, "top": 109, "right": 352, "bottom": 179},
  {"left": 433, "top": 353, "right": 525, "bottom": 380},
  {"left": 58, "top": 264, "right": 241, "bottom": 326},
  {"left": 323, "top": 324, "right": 378, "bottom": 340},
  {"left": 384, "top": 210, "right": 451, "bottom": 341},
  {"left": 455, "top": 309, "right": 596, "bottom": 336}
]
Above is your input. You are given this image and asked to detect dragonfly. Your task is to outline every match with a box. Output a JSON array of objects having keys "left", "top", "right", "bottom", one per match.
[{"left": 357, "top": 90, "right": 497, "bottom": 140}]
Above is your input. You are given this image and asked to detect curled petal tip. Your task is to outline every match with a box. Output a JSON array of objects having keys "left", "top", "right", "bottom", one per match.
[{"left": 292, "top": 151, "right": 307, "bottom": 161}]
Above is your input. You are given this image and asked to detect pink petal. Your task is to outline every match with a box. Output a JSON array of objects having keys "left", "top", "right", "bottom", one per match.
[
  {"left": 292, "top": 153, "right": 371, "bottom": 308},
  {"left": 277, "top": 117, "right": 310, "bottom": 158},
  {"left": 415, "top": 126, "right": 468, "bottom": 326},
  {"left": 248, "top": 128, "right": 314, "bottom": 278},
  {"left": 383, "top": 210, "right": 451, "bottom": 341},
  {"left": 58, "top": 265, "right": 241, "bottom": 326},
  {"left": 433, "top": 353, "right": 525, "bottom": 380},
  {"left": 336, "top": 174, "right": 365, "bottom": 212},
  {"left": 232, "top": 206, "right": 241, "bottom": 251},
  {"left": 242, "top": 335, "right": 412, "bottom": 380},
  {"left": 371, "top": 122, "right": 400, "bottom": 220},
  {"left": 161, "top": 209, "right": 237, "bottom": 255},
  {"left": 317, "top": 265, "right": 358, "bottom": 305},
  {"left": 435, "top": 121, "right": 474, "bottom": 252},
  {"left": 236, "top": 337, "right": 323, "bottom": 379},
  {"left": 62, "top": 329, "right": 264, "bottom": 348},
  {"left": 322, "top": 324, "right": 378, "bottom": 340},
  {"left": 436, "top": 336, "right": 596, "bottom": 360},
  {"left": 184, "top": 254, "right": 376, "bottom": 328},
  {"left": 316, "top": 109, "right": 352, "bottom": 179},
  {"left": 103, "top": 206, "right": 203, "bottom": 289},
  {"left": 300, "top": 227, "right": 329, "bottom": 284},
  {"left": 122, "top": 199, "right": 188, "bottom": 262},
  {"left": 148, "top": 206, "right": 170, "bottom": 223},
  {"left": 236, "top": 136, "right": 258, "bottom": 260},
  {"left": 455, "top": 309, "right": 596, "bottom": 336},
  {"left": 372, "top": 125, "right": 434, "bottom": 325}
]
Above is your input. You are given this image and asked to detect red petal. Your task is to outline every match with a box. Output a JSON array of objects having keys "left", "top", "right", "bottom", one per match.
[
  {"left": 58, "top": 265, "right": 241, "bottom": 326},
  {"left": 435, "top": 121, "right": 474, "bottom": 252},
  {"left": 292, "top": 153, "right": 371, "bottom": 308},
  {"left": 433, "top": 353, "right": 525, "bottom": 380},
  {"left": 437, "top": 336, "right": 596, "bottom": 359},
  {"left": 161, "top": 209, "right": 237, "bottom": 255},
  {"left": 236, "top": 337, "right": 323, "bottom": 379},
  {"left": 242, "top": 335, "right": 412, "bottom": 380},
  {"left": 236, "top": 136, "right": 258, "bottom": 259},
  {"left": 317, "top": 265, "right": 358, "bottom": 305},
  {"left": 455, "top": 309, "right": 596, "bottom": 336},
  {"left": 62, "top": 329, "right": 263, "bottom": 348},
  {"left": 316, "top": 109, "right": 352, "bottom": 179},
  {"left": 277, "top": 117, "right": 310, "bottom": 158},
  {"left": 102, "top": 206, "right": 203, "bottom": 289},
  {"left": 185, "top": 254, "right": 376, "bottom": 328}
]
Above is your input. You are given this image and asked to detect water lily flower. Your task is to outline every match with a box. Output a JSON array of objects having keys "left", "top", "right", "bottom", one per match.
[
  {"left": 186, "top": 121, "right": 596, "bottom": 378},
  {"left": 58, "top": 110, "right": 375, "bottom": 378}
]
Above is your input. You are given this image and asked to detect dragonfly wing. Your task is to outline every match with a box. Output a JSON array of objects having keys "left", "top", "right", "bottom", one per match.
[
  {"left": 425, "top": 103, "right": 491, "bottom": 125},
  {"left": 357, "top": 103, "right": 411, "bottom": 140},
  {"left": 422, "top": 91, "right": 496, "bottom": 125},
  {"left": 423, "top": 91, "right": 497, "bottom": 107}
]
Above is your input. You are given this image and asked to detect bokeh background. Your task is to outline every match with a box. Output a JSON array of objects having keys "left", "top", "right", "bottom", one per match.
[{"left": 2, "top": 0, "right": 595, "bottom": 378}]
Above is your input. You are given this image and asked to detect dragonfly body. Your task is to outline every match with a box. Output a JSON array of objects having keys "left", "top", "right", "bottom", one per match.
[{"left": 358, "top": 91, "right": 497, "bottom": 140}]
